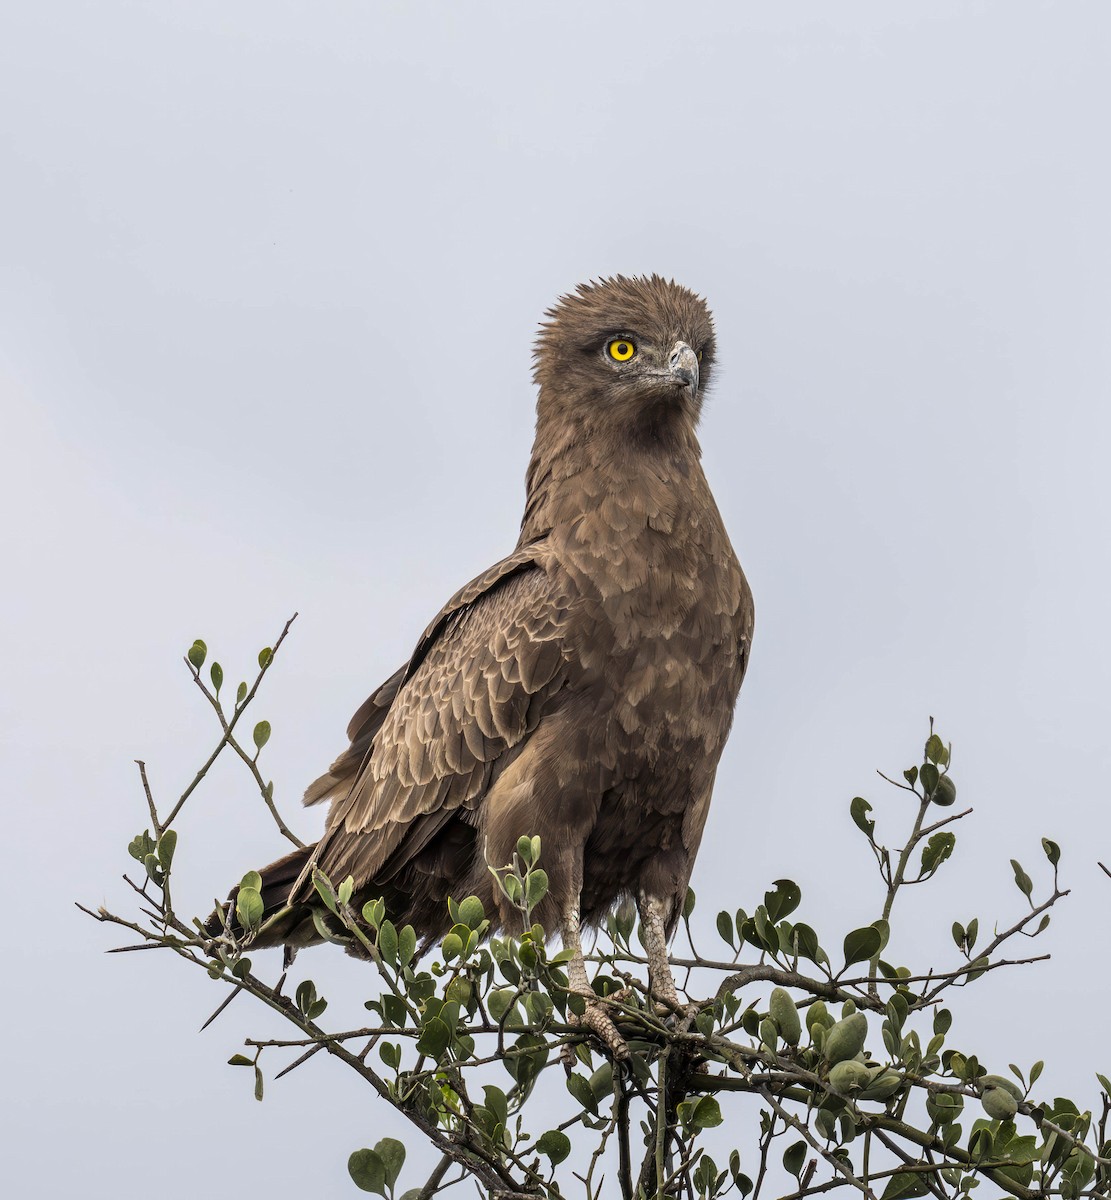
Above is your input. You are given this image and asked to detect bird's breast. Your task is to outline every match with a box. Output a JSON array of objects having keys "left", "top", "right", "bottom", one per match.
[{"left": 546, "top": 472, "right": 750, "bottom": 769}]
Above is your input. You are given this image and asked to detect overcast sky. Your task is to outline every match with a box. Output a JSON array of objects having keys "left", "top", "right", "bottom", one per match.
[{"left": 2, "top": 3, "right": 1109, "bottom": 1197}]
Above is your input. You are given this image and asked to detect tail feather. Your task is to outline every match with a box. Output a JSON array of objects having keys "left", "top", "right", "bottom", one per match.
[{"left": 206, "top": 842, "right": 318, "bottom": 946}]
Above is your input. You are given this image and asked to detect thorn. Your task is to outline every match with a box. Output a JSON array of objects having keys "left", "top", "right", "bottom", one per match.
[
  {"left": 200, "top": 984, "right": 244, "bottom": 1032},
  {"left": 275, "top": 1043, "right": 322, "bottom": 1080}
]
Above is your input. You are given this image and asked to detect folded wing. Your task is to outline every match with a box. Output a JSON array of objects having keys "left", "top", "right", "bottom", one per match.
[{"left": 292, "top": 540, "right": 573, "bottom": 902}]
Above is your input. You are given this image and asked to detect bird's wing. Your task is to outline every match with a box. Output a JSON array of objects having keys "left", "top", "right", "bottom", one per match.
[
  {"left": 302, "top": 665, "right": 408, "bottom": 807},
  {"left": 298, "top": 540, "right": 571, "bottom": 894},
  {"left": 301, "top": 544, "right": 541, "bottom": 809}
]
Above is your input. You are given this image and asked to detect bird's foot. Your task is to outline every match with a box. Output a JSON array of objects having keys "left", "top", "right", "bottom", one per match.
[{"left": 562, "top": 992, "right": 632, "bottom": 1067}]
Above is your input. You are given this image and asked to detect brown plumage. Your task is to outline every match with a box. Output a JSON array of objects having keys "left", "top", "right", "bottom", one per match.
[{"left": 230, "top": 276, "right": 753, "bottom": 1043}]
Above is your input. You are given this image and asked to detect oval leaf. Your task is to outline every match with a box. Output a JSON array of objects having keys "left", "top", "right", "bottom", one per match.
[
  {"left": 843, "top": 926, "right": 883, "bottom": 967},
  {"left": 536, "top": 1129, "right": 571, "bottom": 1164},
  {"left": 236, "top": 886, "right": 264, "bottom": 932},
  {"left": 374, "top": 1138, "right": 405, "bottom": 1188},
  {"left": 348, "top": 1148, "right": 386, "bottom": 1195}
]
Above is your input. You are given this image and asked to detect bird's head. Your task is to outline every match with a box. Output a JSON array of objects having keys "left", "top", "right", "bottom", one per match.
[{"left": 532, "top": 275, "right": 717, "bottom": 443}]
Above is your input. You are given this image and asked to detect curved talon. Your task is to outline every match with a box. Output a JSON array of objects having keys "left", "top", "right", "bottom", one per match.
[
  {"left": 574, "top": 994, "right": 632, "bottom": 1062},
  {"left": 671, "top": 1000, "right": 700, "bottom": 1028},
  {"left": 560, "top": 991, "right": 632, "bottom": 1065}
]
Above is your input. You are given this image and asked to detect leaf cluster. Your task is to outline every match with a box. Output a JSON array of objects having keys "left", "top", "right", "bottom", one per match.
[{"left": 80, "top": 629, "right": 1111, "bottom": 1200}]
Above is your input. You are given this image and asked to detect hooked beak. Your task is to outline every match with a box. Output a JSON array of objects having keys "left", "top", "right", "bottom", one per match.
[{"left": 668, "top": 341, "right": 699, "bottom": 399}]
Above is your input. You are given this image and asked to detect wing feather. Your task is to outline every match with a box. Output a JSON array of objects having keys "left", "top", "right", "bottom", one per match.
[{"left": 297, "top": 542, "right": 572, "bottom": 898}]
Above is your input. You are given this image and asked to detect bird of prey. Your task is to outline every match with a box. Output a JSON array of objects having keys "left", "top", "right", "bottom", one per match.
[{"left": 230, "top": 275, "right": 754, "bottom": 1054}]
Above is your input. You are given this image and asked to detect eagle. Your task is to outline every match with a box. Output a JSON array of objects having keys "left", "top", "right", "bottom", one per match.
[{"left": 227, "top": 275, "right": 754, "bottom": 1054}]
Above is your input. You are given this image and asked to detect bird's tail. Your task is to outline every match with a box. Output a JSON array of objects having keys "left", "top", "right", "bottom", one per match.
[{"left": 205, "top": 842, "right": 319, "bottom": 947}]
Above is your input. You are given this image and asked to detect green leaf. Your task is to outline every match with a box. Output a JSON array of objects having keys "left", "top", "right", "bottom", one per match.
[
  {"left": 258, "top": 646, "right": 273, "bottom": 669},
  {"left": 415, "top": 1016, "right": 451, "bottom": 1060},
  {"left": 791, "top": 922, "right": 822, "bottom": 964},
  {"left": 588, "top": 1063, "right": 614, "bottom": 1102},
  {"left": 239, "top": 869, "right": 262, "bottom": 893},
  {"left": 252, "top": 720, "right": 271, "bottom": 752},
  {"left": 525, "top": 869, "right": 548, "bottom": 908},
  {"left": 127, "top": 830, "right": 154, "bottom": 861},
  {"left": 926, "top": 1091, "right": 964, "bottom": 1125},
  {"left": 843, "top": 926, "right": 883, "bottom": 967},
  {"left": 236, "top": 886, "right": 264, "bottom": 932},
  {"left": 374, "top": 1138, "right": 405, "bottom": 1189},
  {"left": 487, "top": 989, "right": 518, "bottom": 1023},
  {"left": 536, "top": 1129, "right": 572, "bottom": 1164},
  {"left": 227, "top": 1054, "right": 253, "bottom": 1066},
  {"left": 566, "top": 1071, "right": 598, "bottom": 1114},
  {"left": 378, "top": 920, "right": 398, "bottom": 966},
  {"left": 236, "top": 681, "right": 248, "bottom": 705},
  {"left": 209, "top": 661, "right": 223, "bottom": 693},
  {"left": 965, "top": 955, "right": 989, "bottom": 981},
  {"left": 919, "top": 763, "right": 939, "bottom": 795},
  {"left": 379, "top": 1042, "right": 401, "bottom": 1071},
  {"left": 143, "top": 852, "right": 163, "bottom": 884},
  {"left": 524, "top": 990, "right": 553, "bottom": 1025},
  {"left": 516, "top": 835, "right": 536, "bottom": 867},
  {"left": 881, "top": 1172, "right": 930, "bottom": 1200},
  {"left": 903, "top": 766, "right": 919, "bottom": 786},
  {"left": 924, "top": 733, "right": 949, "bottom": 766},
  {"left": 398, "top": 924, "right": 416, "bottom": 967},
  {"left": 920, "top": 831, "right": 956, "bottom": 875},
  {"left": 505, "top": 1031, "right": 548, "bottom": 1087},
  {"left": 716, "top": 910, "right": 735, "bottom": 947},
  {"left": 691, "top": 1095, "right": 723, "bottom": 1129},
  {"left": 782, "top": 1140, "right": 807, "bottom": 1179},
  {"left": 187, "top": 639, "right": 207, "bottom": 669},
  {"left": 379, "top": 993, "right": 409, "bottom": 1028},
  {"left": 683, "top": 887, "right": 696, "bottom": 918},
  {"left": 156, "top": 829, "right": 177, "bottom": 870},
  {"left": 457, "top": 895, "right": 485, "bottom": 929},
  {"left": 348, "top": 1148, "right": 386, "bottom": 1195},
  {"left": 1041, "top": 837, "right": 1061, "bottom": 866},
  {"left": 483, "top": 1084, "right": 509, "bottom": 1127},
  {"left": 850, "top": 796, "right": 875, "bottom": 837},
  {"left": 312, "top": 870, "right": 338, "bottom": 915},
  {"left": 765, "top": 878, "right": 802, "bottom": 921},
  {"left": 337, "top": 875, "right": 354, "bottom": 907},
  {"left": 253, "top": 1065, "right": 264, "bottom": 1101},
  {"left": 1010, "top": 859, "right": 1034, "bottom": 899}
]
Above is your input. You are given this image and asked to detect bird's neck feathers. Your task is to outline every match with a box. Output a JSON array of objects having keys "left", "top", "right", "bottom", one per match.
[{"left": 519, "top": 389, "right": 705, "bottom": 544}]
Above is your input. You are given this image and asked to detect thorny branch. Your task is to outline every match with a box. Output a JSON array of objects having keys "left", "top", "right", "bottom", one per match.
[{"left": 80, "top": 633, "right": 1111, "bottom": 1200}]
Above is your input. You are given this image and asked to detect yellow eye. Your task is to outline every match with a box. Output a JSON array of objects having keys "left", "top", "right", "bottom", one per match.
[{"left": 607, "top": 338, "right": 636, "bottom": 362}]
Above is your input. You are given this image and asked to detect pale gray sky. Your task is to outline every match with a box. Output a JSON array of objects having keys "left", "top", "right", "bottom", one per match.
[{"left": 2, "top": 3, "right": 1109, "bottom": 1197}]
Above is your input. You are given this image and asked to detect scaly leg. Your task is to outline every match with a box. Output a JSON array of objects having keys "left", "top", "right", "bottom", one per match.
[
  {"left": 637, "top": 893, "right": 684, "bottom": 1012},
  {"left": 561, "top": 901, "right": 630, "bottom": 1063}
]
